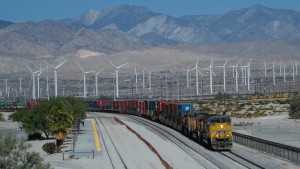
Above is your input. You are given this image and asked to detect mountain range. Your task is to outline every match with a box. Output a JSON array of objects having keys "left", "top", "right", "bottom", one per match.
[{"left": 0, "top": 4, "right": 300, "bottom": 61}]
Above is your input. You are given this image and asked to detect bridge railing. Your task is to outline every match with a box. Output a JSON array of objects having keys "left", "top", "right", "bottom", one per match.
[{"left": 233, "top": 132, "right": 300, "bottom": 165}]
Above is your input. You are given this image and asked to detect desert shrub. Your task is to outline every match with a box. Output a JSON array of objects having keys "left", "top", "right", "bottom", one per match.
[
  {"left": 215, "top": 92, "right": 232, "bottom": 100},
  {"left": 252, "top": 111, "right": 267, "bottom": 118},
  {"left": 42, "top": 142, "right": 56, "bottom": 154},
  {"left": 289, "top": 94, "right": 300, "bottom": 119},
  {"left": 247, "top": 107, "right": 254, "bottom": 111},
  {"left": 199, "top": 106, "right": 213, "bottom": 112},
  {"left": 0, "top": 134, "right": 51, "bottom": 169},
  {"left": 258, "top": 101, "right": 264, "bottom": 105},
  {"left": 246, "top": 101, "right": 252, "bottom": 106}
]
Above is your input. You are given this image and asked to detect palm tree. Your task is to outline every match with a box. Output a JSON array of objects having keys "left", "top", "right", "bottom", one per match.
[{"left": 46, "top": 100, "right": 73, "bottom": 152}]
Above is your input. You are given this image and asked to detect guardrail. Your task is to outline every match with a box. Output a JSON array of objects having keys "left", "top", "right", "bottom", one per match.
[{"left": 233, "top": 132, "right": 300, "bottom": 165}]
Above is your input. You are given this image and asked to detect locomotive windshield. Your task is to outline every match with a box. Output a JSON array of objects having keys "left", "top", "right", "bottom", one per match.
[{"left": 209, "top": 116, "right": 231, "bottom": 124}]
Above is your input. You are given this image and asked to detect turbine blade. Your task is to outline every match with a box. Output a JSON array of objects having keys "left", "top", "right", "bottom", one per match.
[
  {"left": 105, "top": 57, "right": 116, "bottom": 68},
  {"left": 42, "top": 60, "right": 55, "bottom": 69},
  {"left": 116, "top": 62, "right": 127, "bottom": 69},
  {"left": 76, "top": 61, "right": 84, "bottom": 73},
  {"left": 224, "top": 58, "right": 229, "bottom": 66},
  {"left": 197, "top": 69, "right": 203, "bottom": 76},
  {"left": 210, "top": 58, "right": 214, "bottom": 67},
  {"left": 96, "top": 69, "right": 103, "bottom": 75},
  {"left": 55, "top": 60, "right": 67, "bottom": 69},
  {"left": 24, "top": 63, "right": 33, "bottom": 73},
  {"left": 212, "top": 70, "right": 216, "bottom": 76}
]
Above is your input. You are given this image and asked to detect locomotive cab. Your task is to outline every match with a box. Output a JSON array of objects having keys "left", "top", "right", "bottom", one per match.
[{"left": 208, "top": 116, "right": 233, "bottom": 150}]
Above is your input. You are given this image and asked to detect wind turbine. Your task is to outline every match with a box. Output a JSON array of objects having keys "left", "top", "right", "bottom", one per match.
[
  {"left": 283, "top": 63, "right": 286, "bottom": 82},
  {"left": 186, "top": 66, "right": 191, "bottom": 89},
  {"left": 216, "top": 59, "right": 228, "bottom": 92},
  {"left": 24, "top": 63, "right": 40, "bottom": 100},
  {"left": 76, "top": 61, "right": 93, "bottom": 98},
  {"left": 264, "top": 61, "right": 267, "bottom": 77},
  {"left": 19, "top": 76, "right": 22, "bottom": 94},
  {"left": 296, "top": 62, "right": 298, "bottom": 75},
  {"left": 272, "top": 60, "right": 276, "bottom": 86},
  {"left": 91, "top": 69, "right": 103, "bottom": 96},
  {"left": 189, "top": 59, "right": 202, "bottom": 95},
  {"left": 148, "top": 71, "right": 152, "bottom": 91},
  {"left": 105, "top": 57, "right": 127, "bottom": 98},
  {"left": 43, "top": 60, "right": 67, "bottom": 97},
  {"left": 292, "top": 62, "right": 295, "bottom": 82},
  {"left": 246, "top": 58, "right": 252, "bottom": 91},
  {"left": 142, "top": 67, "right": 145, "bottom": 89},
  {"left": 204, "top": 59, "right": 215, "bottom": 94},
  {"left": 231, "top": 60, "right": 241, "bottom": 92},
  {"left": 134, "top": 64, "right": 138, "bottom": 93},
  {"left": 5, "top": 79, "right": 7, "bottom": 97},
  {"left": 37, "top": 64, "right": 46, "bottom": 99}
]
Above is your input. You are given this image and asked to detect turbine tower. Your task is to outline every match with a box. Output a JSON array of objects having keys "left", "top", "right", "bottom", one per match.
[
  {"left": 134, "top": 64, "right": 138, "bottom": 93},
  {"left": 36, "top": 65, "right": 46, "bottom": 99},
  {"left": 264, "top": 61, "right": 267, "bottom": 77},
  {"left": 105, "top": 57, "right": 127, "bottom": 98},
  {"left": 148, "top": 71, "right": 152, "bottom": 91},
  {"left": 142, "top": 67, "right": 145, "bottom": 89},
  {"left": 216, "top": 59, "right": 228, "bottom": 92},
  {"left": 24, "top": 63, "right": 40, "bottom": 100},
  {"left": 204, "top": 59, "right": 215, "bottom": 94},
  {"left": 231, "top": 60, "right": 241, "bottom": 92},
  {"left": 189, "top": 59, "right": 202, "bottom": 95},
  {"left": 272, "top": 60, "right": 276, "bottom": 86},
  {"left": 283, "top": 63, "right": 286, "bottom": 82},
  {"left": 91, "top": 69, "right": 103, "bottom": 96},
  {"left": 44, "top": 60, "right": 67, "bottom": 97},
  {"left": 186, "top": 66, "right": 190, "bottom": 89},
  {"left": 76, "top": 61, "right": 93, "bottom": 98},
  {"left": 246, "top": 59, "right": 252, "bottom": 91}
]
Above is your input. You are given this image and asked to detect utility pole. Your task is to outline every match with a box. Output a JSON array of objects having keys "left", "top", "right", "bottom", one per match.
[{"left": 160, "top": 71, "right": 163, "bottom": 100}]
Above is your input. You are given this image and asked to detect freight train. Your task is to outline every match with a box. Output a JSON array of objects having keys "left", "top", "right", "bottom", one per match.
[
  {"left": 86, "top": 99, "right": 233, "bottom": 150},
  {"left": 0, "top": 100, "right": 38, "bottom": 111}
]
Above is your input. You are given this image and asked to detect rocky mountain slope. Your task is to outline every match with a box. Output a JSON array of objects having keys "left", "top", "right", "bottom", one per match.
[{"left": 0, "top": 4, "right": 300, "bottom": 60}]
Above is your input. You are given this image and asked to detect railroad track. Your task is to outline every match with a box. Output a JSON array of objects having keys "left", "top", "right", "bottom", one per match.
[
  {"left": 128, "top": 115, "right": 221, "bottom": 169},
  {"left": 219, "top": 151, "right": 265, "bottom": 169},
  {"left": 127, "top": 115, "right": 269, "bottom": 169},
  {"left": 92, "top": 114, "right": 128, "bottom": 169}
]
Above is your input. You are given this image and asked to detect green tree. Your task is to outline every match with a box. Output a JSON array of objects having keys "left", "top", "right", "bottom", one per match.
[
  {"left": 215, "top": 92, "right": 232, "bottom": 100},
  {"left": 9, "top": 109, "right": 31, "bottom": 131},
  {"left": 46, "top": 100, "right": 74, "bottom": 152},
  {"left": 289, "top": 94, "right": 300, "bottom": 119},
  {"left": 63, "top": 97, "right": 86, "bottom": 120},
  {"left": 0, "top": 134, "right": 52, "bottom": 169},
  {"left": 0, "top": 113, "right": 4, "bottom": 121}
]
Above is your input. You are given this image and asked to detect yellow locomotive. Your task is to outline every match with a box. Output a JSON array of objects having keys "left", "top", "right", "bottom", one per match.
[{"left": 183, "top": 112, "right": 233, "bottom": 150}]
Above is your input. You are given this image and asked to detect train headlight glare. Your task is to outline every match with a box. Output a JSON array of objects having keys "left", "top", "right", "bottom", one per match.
[{"left": 216, "top": 135, "right": 219, "bottom": 137}]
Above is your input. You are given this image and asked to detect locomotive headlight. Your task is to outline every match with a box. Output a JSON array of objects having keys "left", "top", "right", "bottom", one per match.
[
  {"left": 226, "top": 134, "right": 229, "bottom": 137},
  {"left": 221, "top": 124, "right": 224, "bottom": 129},
  {"left": 216, "top": 135, "right": 219, "bottom": 137}
]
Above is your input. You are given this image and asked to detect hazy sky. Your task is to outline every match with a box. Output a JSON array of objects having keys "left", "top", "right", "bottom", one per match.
[{"left": 1, "top": 0, "right": 300, "bottom": 23}]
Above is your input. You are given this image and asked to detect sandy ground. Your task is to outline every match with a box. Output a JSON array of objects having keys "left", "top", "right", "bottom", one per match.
[
  {"left": 1, "top": 111, "right": 300, "bottom": 168},
  {"left": 233, "top": 112, "right": 300, "bottom": 148}
]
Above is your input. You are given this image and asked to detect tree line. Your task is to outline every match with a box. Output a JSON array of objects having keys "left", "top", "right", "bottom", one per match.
[{"left": 9, "top": 97, "right": 86, "bottom": 151}]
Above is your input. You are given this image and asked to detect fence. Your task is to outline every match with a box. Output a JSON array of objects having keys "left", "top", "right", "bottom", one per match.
[{"left": 233, "top": 132, "right": 300, "bottom": 165}]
